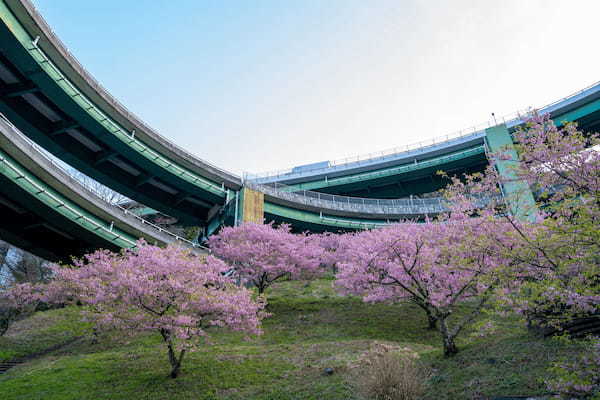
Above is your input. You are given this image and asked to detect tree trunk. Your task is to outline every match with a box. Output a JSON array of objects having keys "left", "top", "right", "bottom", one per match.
[
  {"left": 425, "top": 309, "right": 437, "bottom": 330},
  {"left": 256, "top": 274, "right": 267, "bottom": 295},
  {"left": 167, "top": 339, "right": 185, "bottom": 379},
  {"left": 91, "top": 327, "right": 99, "bottom": 345},
  {"left": 412, "top": 299, "right": 437, "bottom": 330},
  {"left": 160, "top": 329, "right": 186, "bottom": 379},
  {"left": 442, "top": 335, "right": 458, "bottom": 357},
  {"left": 169, "top": 349, "right": 185, "bottom": 379},
  {"left": 438, "top": 318, "right": 458, "bottom": 357}
]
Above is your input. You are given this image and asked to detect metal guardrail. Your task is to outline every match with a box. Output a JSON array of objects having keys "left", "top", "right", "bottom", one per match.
[
  {"left": 320, "top": 216, "right": 392, "bottom": 229},
  {"left": 247, "top": 80, "right": 600, "bottom": 180},
  {"left": 251, "top": 181, "right": 445, "bottom": 214},
  {"left": 246, "top": 131, "right": 485, "bottom": 181},
  {"left": 0, "top": 113, "right": 205, "bottom": 249},
  {"left": 247, "top": 181, "right": 499, "bottom": 216},
  {"left": 116, "top": 204, "right": 205, "bottom": 249}
]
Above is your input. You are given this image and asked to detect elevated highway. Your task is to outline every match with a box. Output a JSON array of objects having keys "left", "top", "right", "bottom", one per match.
[
  {"left": 0, "top": 0, "right": 241, "bottom": 228},
  {"left": 1, "top": 0, "right": 600, "bottom": 240},
  {"left": 0, "top": 113, "right": 202, "bottom": 261}
]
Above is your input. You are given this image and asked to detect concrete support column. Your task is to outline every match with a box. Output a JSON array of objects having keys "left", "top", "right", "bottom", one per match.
[
  {"left": 237, "top": 187, "right": 264, "bottom": 224},
  {"left": 484, "top": 124, "right": 537, "bottom": 222}
]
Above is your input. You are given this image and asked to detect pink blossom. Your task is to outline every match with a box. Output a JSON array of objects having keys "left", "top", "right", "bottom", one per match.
[
  {"left": 38, "top": 242, "right": 266, "bottom": 378},
  {"left": 209, "top": 223, "right": 323, "bottom": 294}
]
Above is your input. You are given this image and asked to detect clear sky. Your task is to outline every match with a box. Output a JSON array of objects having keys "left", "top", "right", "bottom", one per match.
[{"left": 31, "top": 0, "right": 600, "bottom": 176}]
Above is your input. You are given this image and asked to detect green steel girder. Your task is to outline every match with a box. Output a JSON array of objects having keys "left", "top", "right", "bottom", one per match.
[
  {"left": 264, "top": 201, "right": 394, "bottom": 231},
  {"left": 93, "top": 149, "right": 118, "bottom": 166},
  {"left": 285, "top": 146, "right": 487, "bottom": 193},
  {"left": 0, "top": 98, "right": 218, "bottom": 223},
  {"left": 553, "top": 98, "right": 600, "bottom": 128},
  {"left": 129, "top": 206, "right": 159, "bottom": 217},
  {"left": 48, "top": 120, "right": 80, "bottom": 137},
  {"left": 569, "top": 108, "right": 600, "bottom": 133},
  {"left": 0, "top": 146, "right": 140, "bottom": 256},
  {"left": 0, "top": 81, "right": 38, "bottom": 97},
  {"left": 206, "top": 196, "right": 237, "bottom": 236},
  {"left": 320, "top": 161, "right": 487, "bottom": 198}
]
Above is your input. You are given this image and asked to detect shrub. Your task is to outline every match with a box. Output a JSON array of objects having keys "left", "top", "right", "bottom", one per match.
[
  {"left": 0, "top": 283, "right": 42, "bottom": 336},
  {"left": 0, "top": 305, "right": 18, "bottom": 336},
  {"left": 354, "top": 345, "right": 430, "bottom": 400}
]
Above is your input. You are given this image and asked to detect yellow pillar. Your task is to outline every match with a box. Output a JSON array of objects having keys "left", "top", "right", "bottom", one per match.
[{"left": 239, "top": 187, "right": 264, "bottom": 224}]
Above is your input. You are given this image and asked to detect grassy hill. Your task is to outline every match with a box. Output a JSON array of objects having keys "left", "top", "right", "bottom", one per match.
[{"left": 0, "top": 278, "right": 587, "bottom": 399}]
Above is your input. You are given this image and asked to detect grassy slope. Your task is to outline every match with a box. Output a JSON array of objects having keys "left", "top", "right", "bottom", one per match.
[
  {"left": 0, "top": 307, "right": 87, "bottom": 362},
  {"left": 0, "top": 278, "right": 587, "bottom": 400}
]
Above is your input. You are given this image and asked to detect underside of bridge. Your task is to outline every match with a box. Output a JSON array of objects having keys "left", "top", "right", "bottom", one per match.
[
  {"left": 0, "top": 0, "right": 238, "bottom": 229},
  {"left": 303, "top": 150, "right": 488, "bottom": 199},
  {"left": 0, "top": 172, "right": 120, "bottom": 261},
  {"left": 0, "top": 113, "right": 185, "bottom": 262}
]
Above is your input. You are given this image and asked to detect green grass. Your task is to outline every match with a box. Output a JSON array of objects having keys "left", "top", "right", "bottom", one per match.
[
  {"left": 0, "top": 278, "right": 588, "bottom": 399},
  {"left": 0, "top": 307, "right": 89, "bottom": 362}
]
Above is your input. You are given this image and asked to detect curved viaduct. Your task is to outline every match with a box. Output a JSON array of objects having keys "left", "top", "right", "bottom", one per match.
[
  {"left": 0, "top": 113, "right": 201, "bottom": 261},
  {"left": 0, "top": 0, "right": 600, "bottom": 253}
]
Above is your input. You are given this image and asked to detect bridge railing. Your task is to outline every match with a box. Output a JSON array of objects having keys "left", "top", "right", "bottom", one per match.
[
  {"left": 247, "top": 181, "right": 498, "bottom": 216},
  {"left": 251, "top": 182, "right": 431, "bottom": 215},
  {"left": 0, "top": 113, "right": 205, "bottom": 249},
  {"left": 319, "top": 216, "right": 392, "bottom": 229},
  {"left": 246, "top": 129, "right": 486, "bottom": 181}
]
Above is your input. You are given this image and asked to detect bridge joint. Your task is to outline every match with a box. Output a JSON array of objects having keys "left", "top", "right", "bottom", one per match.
[
  {"left": 93, "top": 150, "right": 118, "bottom": 166},
  {"left": 134, "top": 173, "right": 155, "bottom": 188},
  {"left": 173, "top": 192, "right": 190, "bottom": 206}
]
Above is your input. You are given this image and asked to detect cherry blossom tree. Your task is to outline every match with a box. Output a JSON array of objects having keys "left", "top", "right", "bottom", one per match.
[
  {"left": 41, "top": 242, "right": 266, "bottom": 378},
  {"left": 310, "top": 232, "right": 353, "bottom": 274},
  {"left": 336, "top": 216, "right": 513, "bottom": 356},
  {"left": 0, "top": 282, "right": 43, "bottom": 336},
  {"left": 443, "top": 114, "right": 600, "bottom": 333},
  {"left": 209, "top": 223, "right": 322, "bottom": 294}
]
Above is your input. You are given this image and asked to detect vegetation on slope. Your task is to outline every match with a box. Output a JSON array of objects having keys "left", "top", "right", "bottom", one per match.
[{"left": 0, "top": 278, "right": 588, "bottom": 399}]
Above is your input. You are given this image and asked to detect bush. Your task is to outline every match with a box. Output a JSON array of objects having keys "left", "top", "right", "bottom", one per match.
[
  {"left": 354, "top": 345, "right": 430, "bottom": 400},
  {"left": 0, "top": 304, "right": 19, "bottom": 336},
  {"left": 0, "top": 283, "right": 42, "bottom": 337}
]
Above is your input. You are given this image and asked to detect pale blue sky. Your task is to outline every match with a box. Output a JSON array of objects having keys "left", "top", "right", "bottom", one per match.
[{"left": 32, "top": 0, "right": 600, "bottom": 175}]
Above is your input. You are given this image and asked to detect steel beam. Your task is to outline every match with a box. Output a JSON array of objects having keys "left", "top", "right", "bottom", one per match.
[{"left": 0, "top": 82, "right": 39, "bottom": 98}]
